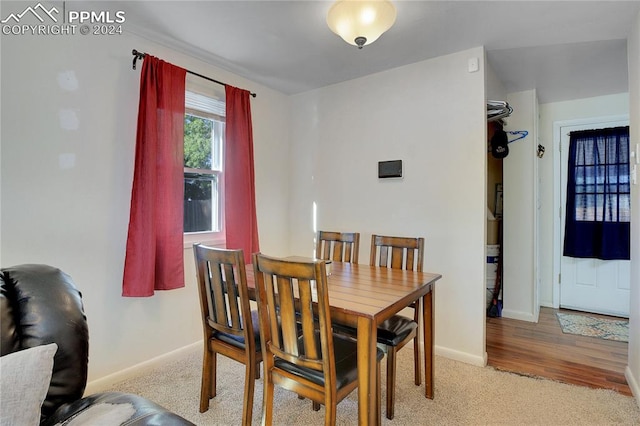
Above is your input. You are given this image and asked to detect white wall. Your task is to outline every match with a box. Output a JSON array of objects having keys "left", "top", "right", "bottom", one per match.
[
  {"left": 626, "top": 9, "right": 640, "bottom": 406},
  {"left": 537, "top": 93, "right": 630, "bottom": 308},
  {"left": 485, "top": 55, "right": 507, "bottom": 102},
  {"left": 289, "top": 47, "right": 488, "bottom": 365},
  {"left": 502, "top": 90, "right": 539, "bottom": 322},
  {"left": 0, "top": 29, "right": 291, "bottom": 381}
]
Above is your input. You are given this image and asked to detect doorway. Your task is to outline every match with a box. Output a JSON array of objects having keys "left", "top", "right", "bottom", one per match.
[{"left": 553, "top": 116, "right": 630, "bottom": 317}]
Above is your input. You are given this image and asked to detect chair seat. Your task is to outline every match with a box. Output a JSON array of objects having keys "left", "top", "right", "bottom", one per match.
[
  {"left": 214, "top": 310, "right": 261, "bottom": 349},
  {"left": 377, "top": 315, "right": 418, "bottom": 346},
  {"left": 274, "top": 333, "right": 384, "bottom": 389},
  {"left": 332, "top": 315, "right": 417, "bottom": 347}
]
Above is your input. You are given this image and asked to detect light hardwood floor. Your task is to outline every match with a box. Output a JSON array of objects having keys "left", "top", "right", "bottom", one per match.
[{"left": 486, "top": 306, "right": 631, "bottom": 396}]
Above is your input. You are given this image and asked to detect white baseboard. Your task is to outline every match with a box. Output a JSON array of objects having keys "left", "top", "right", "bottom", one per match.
[
  {"left": 84, "top": 342, "right": 201, "bottom": 395},
  {"left": 435, "top": 345, "right": 486, "bottom": 367},
  {"left": 408, "top": 341, "right": 487, "bottom": 367},
  {"left": 625, "top": 365, "right": 640, "bottom": 408},
  {"left": 501, "top": 308, "right": 536, "bottom": 322}
]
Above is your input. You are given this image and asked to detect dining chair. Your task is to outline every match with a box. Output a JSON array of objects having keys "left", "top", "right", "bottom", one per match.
[
  {"left": 193, "top": 244, "right": 262, "bottom": 426},
  {"left": 315, "top": 231, "right": 360, "bottom": 263},
  {"left": 252, "top": 253, "right": 382, "bottom": 426},
  {"left": 370, "top": 234, "right": 425, "bottom": 419}
]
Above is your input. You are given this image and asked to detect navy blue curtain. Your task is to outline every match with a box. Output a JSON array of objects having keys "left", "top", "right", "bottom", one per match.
[{"left": 563, "top": 126, "right": 630, "bottom": 260}]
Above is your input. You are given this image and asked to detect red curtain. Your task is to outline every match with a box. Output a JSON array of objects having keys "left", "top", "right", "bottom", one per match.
[
  {"left": 122, "top": 56, "right": 187, "bottom": 297},
  {"left": 225, "top": 86, "right": 260, "bottom": 264}
]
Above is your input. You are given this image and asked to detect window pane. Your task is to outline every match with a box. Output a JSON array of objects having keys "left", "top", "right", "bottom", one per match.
[
  {"left": 184, "top": 114, "right": 213, "bottom": 170},
  {"left": 184, "top": 175, "right": 219, "bottom": 233},
  {"left": 619, "top": 195, "right": 631, "bottom": 221},
  {"left": 575, "top": 194, "right": 591, "bottom": 221},
  {"left": 211, "top": 120, "right": 224, "bottom": 171}
]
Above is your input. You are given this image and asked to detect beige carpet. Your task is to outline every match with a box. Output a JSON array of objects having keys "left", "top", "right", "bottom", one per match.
[{"left": 100, "top": 346, "right": 640, "bottom": 425}]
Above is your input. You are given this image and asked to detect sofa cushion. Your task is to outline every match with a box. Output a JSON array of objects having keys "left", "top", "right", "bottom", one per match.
[{"left": 0, "top": 343, "right": 58, "bottom": 426}]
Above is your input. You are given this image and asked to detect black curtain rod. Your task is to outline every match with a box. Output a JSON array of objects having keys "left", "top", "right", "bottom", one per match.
[{"left": 132, "top": 49, "right": 256, "bottom": 98}]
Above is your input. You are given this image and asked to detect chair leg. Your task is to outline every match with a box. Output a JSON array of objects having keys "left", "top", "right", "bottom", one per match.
[
  {"left": 200, "top": 348, "right": 215, "bottom": 413},
  {"left": 413, "top": 334, "right": 422, "bottom": 386},
  {"left": 324, "top": 395, "right": 336, "bottom": 426},
  {"left": 413, "top": 300, "right": 422, "bottom": 386},
  {"left": 386, "top": 346, "right": 397, "bottom": 420},
  {"left": 242, "top": 362, "right": 256, "bottom": 426},
  {"left": 377, "top": 358, "right": 382, "bottom": 426},
  {"left": 263, "top": 372, "right": 274, "bottom": 426},
  {"left": 313, "top": 401, "right": 321, "bottom": 411},
  {"left": 211, "top": 351, "right": 217, "bottom": 397}
]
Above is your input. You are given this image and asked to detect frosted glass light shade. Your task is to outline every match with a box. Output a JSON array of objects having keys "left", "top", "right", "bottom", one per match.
[{"left": 327, "top": 0, "right": 397, "bottom": 49}]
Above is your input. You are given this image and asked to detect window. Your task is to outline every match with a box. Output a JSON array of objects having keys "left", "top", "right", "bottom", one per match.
[
  {"left": 570, "top": 127, "right": 630, "bottom": 223},
  {"left": 184, "top": 91, "right": 225, "bottom": 243},
  {"left": 563, "top": 126, "right": 630, "bottom": 260}
]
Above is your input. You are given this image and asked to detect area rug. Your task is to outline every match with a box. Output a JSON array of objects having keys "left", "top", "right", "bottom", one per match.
[{"left": 556, "top": 312, "right": 629, "bottom": 342}]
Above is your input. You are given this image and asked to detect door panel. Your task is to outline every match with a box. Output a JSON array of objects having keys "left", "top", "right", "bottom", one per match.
[
  {"left": 561, "top": 256, "right": 630, "bottom": 316},
  {"left": 559, "top": 121, "right": 630, "bottom": 317}
]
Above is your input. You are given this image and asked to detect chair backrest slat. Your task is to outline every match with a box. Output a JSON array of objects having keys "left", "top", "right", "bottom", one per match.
[
  {"left": 298, "top": 278, "right": 320, "bottom": 360},
  {"left": 391, "top": 247, "right": 403, "bottom": 269},
  {"left": 406, "top": 249, "right": 415, "bottom": 271},
  {"left": 343, "top": 244, "right": 353, "bottom": 263},
  {"left": 211, "top": 264, "right": 229, "bottom": 328},
  {"left": 223, "top": 263, "right": 242, "bottom": 330},
  {"left": 322, "top": 242, "right": 331, "bottom": 260},
  {"left": 379, "top": 246, "right": 389, "bottom": 267},
  {"left": 277, "top": 275, "right": 299, "bottom": 355},
  {"left": 264, "top": 273, "right": 281, "bottom": 350},
  {"left": 333, "top": 241, "right": 344, "bottom": 262}
]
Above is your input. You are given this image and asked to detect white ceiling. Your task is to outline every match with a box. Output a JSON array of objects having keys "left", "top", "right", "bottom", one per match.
[{"left": 113, "top": 0, "right": 640, "bottom": 104}]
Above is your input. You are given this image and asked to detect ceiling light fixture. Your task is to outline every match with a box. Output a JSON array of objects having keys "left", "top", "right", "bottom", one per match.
[{"left": 327, "top": 0, "right": 397, "bottom": 49}]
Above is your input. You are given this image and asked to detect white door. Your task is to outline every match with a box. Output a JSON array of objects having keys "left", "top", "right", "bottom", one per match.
[{"left": 559, "top": 120, "right": 630, "bottom": 318}]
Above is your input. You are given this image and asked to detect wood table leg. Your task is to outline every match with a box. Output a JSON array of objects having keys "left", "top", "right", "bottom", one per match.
[
  {"left": 423, "top": 286, "right": 434, "bottom": 399},
  {"left": 357, "top": 316, "right": 378, "bottom": 425}
]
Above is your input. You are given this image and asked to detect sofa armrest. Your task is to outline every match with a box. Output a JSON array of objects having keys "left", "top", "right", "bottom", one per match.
[
  {"left": 1, "top": 264, "right": 89, "bottom": 420},
  {"left": 41, "top": 391, "right": 195, "bottom": 426}
]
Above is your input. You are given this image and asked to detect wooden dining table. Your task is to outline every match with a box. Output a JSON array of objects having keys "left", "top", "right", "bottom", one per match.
[{"left": 246, "top": 260, "right": 442, "bottom": 425}]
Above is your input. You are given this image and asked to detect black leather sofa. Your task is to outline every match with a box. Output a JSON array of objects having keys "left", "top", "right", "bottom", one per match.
[{"left": 0, "top": 264, "right": 194, "bottom": 425}]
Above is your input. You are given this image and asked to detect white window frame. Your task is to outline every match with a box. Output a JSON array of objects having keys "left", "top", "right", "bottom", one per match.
[{"left": 183, "top": 91, "right": 226, "bottom": 248}]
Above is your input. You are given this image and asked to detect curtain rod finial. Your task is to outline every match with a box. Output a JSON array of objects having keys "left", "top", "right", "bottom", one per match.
[{"left": 132, "top": 49, "right": 145, "bottom": 70}]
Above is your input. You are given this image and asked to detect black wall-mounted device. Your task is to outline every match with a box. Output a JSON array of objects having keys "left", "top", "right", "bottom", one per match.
[{"left": 378, "top": 160, "right": 403, "bottom": 179}]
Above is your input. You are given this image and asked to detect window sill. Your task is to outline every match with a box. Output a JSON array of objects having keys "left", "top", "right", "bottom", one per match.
[{"left": 183, "top": 232, "right": 225, "bottom": 249}]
